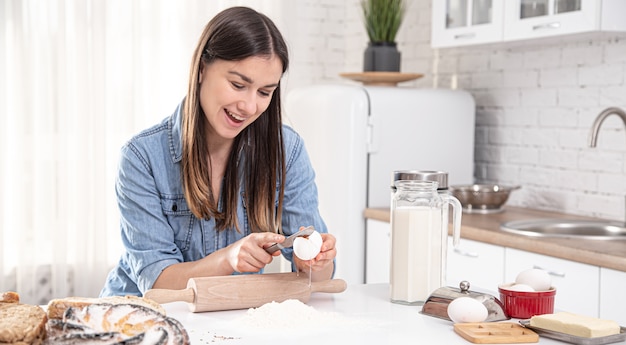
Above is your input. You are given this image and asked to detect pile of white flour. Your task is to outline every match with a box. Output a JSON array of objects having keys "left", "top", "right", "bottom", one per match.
[{"left": 235, "top": 299, "right": 365, "bottom": 332}]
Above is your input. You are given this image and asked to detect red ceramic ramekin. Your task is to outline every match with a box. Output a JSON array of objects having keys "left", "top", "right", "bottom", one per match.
[{"left": 498, "top": 284, "right": 556, "bottom": 319}]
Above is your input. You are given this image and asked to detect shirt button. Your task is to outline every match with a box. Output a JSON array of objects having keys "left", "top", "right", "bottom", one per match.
[{"left": 172, "top": 204, "right": 178, "bottom": 212}]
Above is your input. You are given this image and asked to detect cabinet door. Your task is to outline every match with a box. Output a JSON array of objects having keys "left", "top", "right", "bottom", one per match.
[
  {"left": 447, "top": 238, "right": 505, "bottom": 293},
  {"left": 600, "top": 268, "right": 626, "bottom": 325},
  {"left": 505, "top": 248, "right": 599, "bottom": 317},
  {"left": 503, "top": 0, "right": 600, "bottom": 41},
  {"left": 264, "top": 255, "right": 292, "bottom": 274},
  {"left": 431, "top": 0, "right": 505, "bottom": 48},
  {"left": 365, "top": 219, "right": 390, "bottom": 284}
]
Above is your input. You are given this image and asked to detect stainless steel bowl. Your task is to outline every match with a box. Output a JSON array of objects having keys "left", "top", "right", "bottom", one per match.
[{"left": 450, "top": 184, "right": 520, "bottom": 214}]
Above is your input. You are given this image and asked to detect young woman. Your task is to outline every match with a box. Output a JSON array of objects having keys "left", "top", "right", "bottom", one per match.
[{"left": 101, "top": 6, "right": 336, "bottom": 296}]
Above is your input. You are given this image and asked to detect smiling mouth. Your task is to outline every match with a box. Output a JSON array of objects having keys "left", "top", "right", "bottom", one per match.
[{"left": 225, "top": 109, "right": 245, "bottom": 123}]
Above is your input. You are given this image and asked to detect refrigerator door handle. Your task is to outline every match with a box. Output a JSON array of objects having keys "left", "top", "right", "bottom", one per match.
[{"left": 367, "top": 114, "right": 378, "bottom": 153}]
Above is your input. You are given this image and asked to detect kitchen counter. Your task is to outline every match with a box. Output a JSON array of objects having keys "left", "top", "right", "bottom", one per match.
[
  {"left": 364, "top": 206, "right": 626, "bottom": 272},
  {"left": 165, "top": 283, "right": 566, "bottom": 344}
]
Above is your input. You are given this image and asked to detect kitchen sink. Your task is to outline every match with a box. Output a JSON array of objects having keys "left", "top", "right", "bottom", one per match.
[{"left": 500, "top": 219, "right": 626, "bottom": 240}]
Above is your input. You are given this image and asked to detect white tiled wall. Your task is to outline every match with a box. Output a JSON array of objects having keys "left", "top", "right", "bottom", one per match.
[{"left": 284, "top": 0, "right": 626, "bottom": 221}]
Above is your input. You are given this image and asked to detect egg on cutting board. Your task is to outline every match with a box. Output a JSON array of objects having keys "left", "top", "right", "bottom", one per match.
[{"left": 447, "top": 297, "right": 488, "bottom": 323}]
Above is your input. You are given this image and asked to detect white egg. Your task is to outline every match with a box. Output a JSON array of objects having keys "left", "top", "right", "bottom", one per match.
[
  {"left": 293, "top": 230, "right": 323, "bottom": 260},
  {"left": 447, "top": 297, "right": 489, "bottom": 323},
  {"left": 515, "top": 268, "right": 552, "bottom": 291},
  {"left": 507, "top": 283, "right": 535, "bottom": 292}
]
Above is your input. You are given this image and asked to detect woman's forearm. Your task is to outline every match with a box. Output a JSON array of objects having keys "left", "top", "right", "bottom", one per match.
[{"left": 151, "top": 249, "right": 234, "bottom": 290}]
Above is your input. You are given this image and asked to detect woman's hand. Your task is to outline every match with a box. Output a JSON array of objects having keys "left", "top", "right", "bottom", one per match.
[
  {"left": 153, "top": 232, "right": 284, "bottom": 290},
  {"left": 225, "top": 232, "right": 284, "bottom": 273},
  {"left": 294, "top": 233, "right": 336, "bottom": 281}
]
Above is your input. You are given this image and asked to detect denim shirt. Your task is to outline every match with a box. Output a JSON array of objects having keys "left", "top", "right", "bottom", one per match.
[{"left": 100, "top": 101, "right": 328, "bottom": 296}]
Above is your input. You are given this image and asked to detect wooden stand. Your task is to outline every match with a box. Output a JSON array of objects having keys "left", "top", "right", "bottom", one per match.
[{"left": 339, "top": 72, "right": 423, "bottom": 86}]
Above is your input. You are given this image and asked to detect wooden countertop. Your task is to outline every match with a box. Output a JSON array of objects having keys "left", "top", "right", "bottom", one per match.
[{"left": 364, "top": 206, "right": 626, "bottom": 272}]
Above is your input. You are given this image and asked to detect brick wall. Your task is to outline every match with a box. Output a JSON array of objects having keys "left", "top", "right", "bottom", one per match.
[
  {"left": 285, "top": 0, "right": 626, "bottom": 221},
  {"left": 431, "top": 34, "right": 626, "bottom": 221}
]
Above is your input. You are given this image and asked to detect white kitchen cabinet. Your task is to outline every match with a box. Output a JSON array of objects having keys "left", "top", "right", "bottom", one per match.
[
  {"left": 432, "top": 0, "right": 626, "bottom": 47},
  {"left": 599, "top": 267, "right": 626, "bottom": 325},
  {"left": 365, "top": 216, "right": 623, "bottom": 321},
  {"left": 447, "top": 237, "right": 505, "bottom": 293},
  {"left": 503, "top": 0, "right": 626, "bottom": 41},
  {"left": 432, "top": 0, "right": 505, "bottom": 48},
  {"left": 365, "top": 218, "right": 508, "bottom": 292},
  {"left": 365, "top": 219, "right": 391, "bottom": 284},
  {"left": 505, "top": 248, "right": 600, "bottom": 317}
]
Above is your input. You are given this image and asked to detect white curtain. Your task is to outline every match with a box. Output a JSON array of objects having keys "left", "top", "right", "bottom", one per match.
[{"left": 0, "top": 0, "right": 285, "bottom": 305}]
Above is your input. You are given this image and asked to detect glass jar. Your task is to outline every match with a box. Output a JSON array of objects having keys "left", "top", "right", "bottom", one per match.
[{"left": 390, "top": 179, "right": 462, "bottom": 305}]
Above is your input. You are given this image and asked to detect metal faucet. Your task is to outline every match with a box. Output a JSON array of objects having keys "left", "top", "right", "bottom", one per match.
[
  {"left": 588, "top": 107, "right": 626, "bottom": 225},
  {"left": 588, "top": 107, "right": 626, "bottom": 147}
]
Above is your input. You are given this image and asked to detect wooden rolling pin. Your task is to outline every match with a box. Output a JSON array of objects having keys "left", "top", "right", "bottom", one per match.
[{"left": 144, "top": 272, "right": 347, "bottom": 312}]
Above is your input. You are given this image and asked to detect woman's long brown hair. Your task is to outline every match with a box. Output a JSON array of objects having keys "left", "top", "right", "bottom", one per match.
[{"left": 182, "top": 7, "right": 289, "bottom": 234}]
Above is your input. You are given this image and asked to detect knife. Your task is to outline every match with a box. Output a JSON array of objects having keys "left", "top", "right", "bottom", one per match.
[{"left": 265, "top": 226, "right": 315, "bottom": 254}]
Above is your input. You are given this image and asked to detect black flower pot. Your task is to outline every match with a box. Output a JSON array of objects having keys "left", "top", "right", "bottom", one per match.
[{"left": 363, "top": 42, "right": 401, "bottom": 72}]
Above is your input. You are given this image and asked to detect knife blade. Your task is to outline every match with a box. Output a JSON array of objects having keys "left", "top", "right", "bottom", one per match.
[{"left": 265, "top": 226, "right": 315, "bottom": 254}]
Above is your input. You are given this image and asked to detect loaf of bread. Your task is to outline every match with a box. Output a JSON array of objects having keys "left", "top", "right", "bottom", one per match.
[
  {"left": 530, "top": 312, "right": 621, "bottom": 338},
  {"left": 0, "top": 302, "right": 47, "bottom": 345},
  {"left": 46, "top": 295, "right": 166, "bottom": 319},
  {"left": 45, "top": 303, "right": 189, "bottom": 344}
]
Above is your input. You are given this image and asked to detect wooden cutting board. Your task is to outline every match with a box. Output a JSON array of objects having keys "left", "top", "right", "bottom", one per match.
[
  {"left": 454, "top": 322, "right": 539, "bottom": 344},
  {"left": 144, "top": 272, "right": 347, "bottom": 313}
]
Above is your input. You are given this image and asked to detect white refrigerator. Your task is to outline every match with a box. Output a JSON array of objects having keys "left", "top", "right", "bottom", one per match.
[{"left": 283, "top": 84, "right": 475, "bottom": 285}]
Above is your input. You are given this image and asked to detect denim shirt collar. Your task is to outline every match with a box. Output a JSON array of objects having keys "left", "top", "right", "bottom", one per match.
[{"left": 168, "top": 101, "right": 184, "bottom": 164}]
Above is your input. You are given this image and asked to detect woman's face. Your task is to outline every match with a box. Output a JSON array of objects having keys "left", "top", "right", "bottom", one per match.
[{"left": 198, "top": 55, "right": 283, "bottom": 144}]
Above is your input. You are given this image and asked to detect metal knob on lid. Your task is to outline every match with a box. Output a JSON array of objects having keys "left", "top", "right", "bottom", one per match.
[{"left": 391, "top": 170, "right": 449, "bottom": 191}]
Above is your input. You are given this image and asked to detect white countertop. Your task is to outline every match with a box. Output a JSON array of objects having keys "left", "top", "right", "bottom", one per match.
[{"left": 164, "top": 283, "right": 566, "bottom": 345}]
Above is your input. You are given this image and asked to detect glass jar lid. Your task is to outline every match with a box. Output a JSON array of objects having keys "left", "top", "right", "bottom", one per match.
[{"left": 391, "top": 170, "right": 449, "bottom": 190}]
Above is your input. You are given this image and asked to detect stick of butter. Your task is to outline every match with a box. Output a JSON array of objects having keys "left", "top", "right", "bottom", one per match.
[{"left": 530, "top": 312, "right": 621, "bottom": 338}]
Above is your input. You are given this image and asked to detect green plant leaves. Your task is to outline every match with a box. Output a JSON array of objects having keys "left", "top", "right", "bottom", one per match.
[{"left": 361, "top": 0, "right": 406, "bottom": 43}]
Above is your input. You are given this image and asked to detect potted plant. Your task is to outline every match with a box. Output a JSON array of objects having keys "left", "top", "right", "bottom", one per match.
[{"left": 361, "top": 0, "right": 406, "bottom": 72}]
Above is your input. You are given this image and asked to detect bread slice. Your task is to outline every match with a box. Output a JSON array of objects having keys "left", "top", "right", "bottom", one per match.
[
  {"left": 46, "top": 295, "right": 166, "bottom": 320},
  {"left": 0, "top": 303, "right": 47, "bottom": 345},
  {"left": 530, "top": 312, "right": 621, "bottom": 338}
]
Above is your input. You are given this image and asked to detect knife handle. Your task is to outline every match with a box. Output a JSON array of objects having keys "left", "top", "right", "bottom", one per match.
[
  {"left": 143, "top": 287, "right": 195, "bottom": 304},
  {"left": 265, "top": 243, "right": 283, "bottom": 254},
  {"left": 265, "top": 226, "right": 316, "bottom": 254},
  {"left": 311, "top": 279, "right": 347, "bottom": 293}
]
